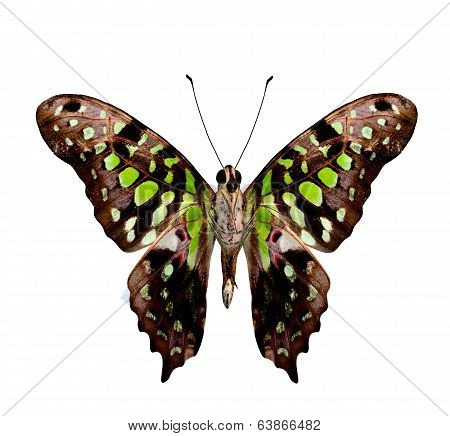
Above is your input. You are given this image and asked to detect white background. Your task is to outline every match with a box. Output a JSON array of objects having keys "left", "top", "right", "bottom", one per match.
[{"left": 0, "top": 0, "right": 449, "bottom": 434}]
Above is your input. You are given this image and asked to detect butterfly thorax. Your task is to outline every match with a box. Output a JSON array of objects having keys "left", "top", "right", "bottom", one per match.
[{"left": 211, "top": 165, "right": 245, "bottom": 308}]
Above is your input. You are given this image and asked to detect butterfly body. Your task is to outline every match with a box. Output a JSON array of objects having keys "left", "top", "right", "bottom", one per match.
[
  {"left": 211, "top": 165, "right": 246, "bottom": 307},
  {"left": 37, "top": 91, "right": 417, "bottom": 382}
]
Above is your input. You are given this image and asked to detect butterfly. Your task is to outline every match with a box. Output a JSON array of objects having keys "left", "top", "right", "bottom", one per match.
[{"left": 36, "top": 85, "right": 417, "bottom": 382}]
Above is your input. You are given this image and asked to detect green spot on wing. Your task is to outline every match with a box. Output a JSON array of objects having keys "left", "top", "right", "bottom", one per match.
[
  {"left": 262, "top": 194, "right": 275, "bottom": 206},
  {"left": 104, "top": 153, "right": 120, "bottom": 170},
  {"left": 294, "top": 144, "right": 307, "bottom": 155},
  {"left": 319, "top": 145, "right": 331, "bottom": 157},
  {"left": 119, "top": 167, "right": 140, "bottom": 187},
  {"left": 126, "top": 144, "right": 138, "bottom": 157},
  {"left": 282, "top": 192, "right": 296, "bottom": 206},
  {"left": 185, "top": 169, "right": 196, "bottom": 194},
  {"left": 83, "top": 127, "right": 95, "bottom": 139},
  {"left": 183, "top": 193, "right": 194, "bottom": 203},
  {"left": 256, "top": 206, "right": 271, "bottom": 223},
  {"left": 187, "top": 205, "right": 203, "bottom": 238},
  {"left": 278, "top": 159, "right": 293, "bottom": 169},
  {"left": 309, "top": 134, "right": 319, "bottom": 146},
  {"left": 151, "top": 192, "right": 175, "bottom": 227},
  {"left": 298, "top": 181, "right": 322, "bottom": 206},
  {"left": 255, "top": 222, "right": 270, "bottom": 240},
  {"left": 336, "top": 153, "right": 353, "bottom": 170},
  {"left": 187, "top": 205, "right": 203, "bottom": 221},
  {"left": 258, "top": 237, "right": 270, "bottom": 270},
  {"left": 276, "top": 321, "right": 285, "bottom": 333},
  {"left": 134, "top": 180, "right": 158, "bottom": 206},
  {"left": 255, "top": 206, "right": 271, "bottom": 241},
  {"left": 317, "top": 167, "right": 338, "bottom": 188},
  {"left": 187, "top": 221, "right": 203, "bottom": 238},
  {"left": 142, "top": 229, "right": 156, "bottom": 245},
  {"left": 173, "top": 320, "right": 183, "bottom": 332},
  {"left": 111, "top": 207, "right": 121, "bottom": 222},
  {"left": 164, "top": 171, "right": 173, "bottom": 183},
  {"left": 349, "top": 142, "right": 362, "bottom": 154},
  {"left": 170, "top": 346, "right": 181, "bottom": 356},
  {"left": 361, "top": 126, "right": 373, "bottom": 139},
  {"left": 301, "top": 161, "right": 308, "bottom": 173},
  {"left": 164, "top": 157, "right": 179, "bottom": 168},
  {"left": 307, "top": 284, "right": 318, "bottom": 301},
  {"left": 261, "top": 170, "right": 272, "bottom": 195},
  {"left": 336, "top": 207, "right": 346, "bottom": 222},
  {"left": 151, "top": 208, "right": 166, "bottom": 227},
  {"left": 290, "top": 206, "right": 305, "bottom": 227},
  {"left": 277, "top": 348, "right": 289, "bottom": 357},
  {"left": 349, "top": 187, "right": 355, "bottom": 201},
  {"left": 187, "top": 236, "right": 200, "bottom": 269},
  {"left": 284, "top": 172, "right": 293, "bottom": 184},
  {"left": 301, "top": 230, "right": 315, "bottom": 245},
  {"left": 151, "top": 207, "right": 166, "bottom": 227},
  {"left": 140, "top": 284, "right": 151, "bottom": 300},
  {"left": 284, "top": 264, "right": 296, "bottom": 282},
  {"left": 150, "top": 144, "right": 164, "bottom": 154},
  {"left": 94, "top": 142, "right": 107, "bottom": 154},
  {"left": 113, "top": 122, "right": 126, "bottom": 134},
  {"left": 162, "top": 263, "right": 174, "bottom": 281},
  {"left": 331, "top": 122, "right": 343, "bottom": 134},
  {"left": 138, "top": 133, "right": 148, "bottom": 146},
  {"left": 146, "top": 311, "right": 156, "bottom": 320}
]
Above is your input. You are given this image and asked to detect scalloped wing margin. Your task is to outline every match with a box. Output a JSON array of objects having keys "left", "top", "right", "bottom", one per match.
[
  {"left": 244, "top": 209, "right": 330, "bottom": 382},
  {"left": 128, "top": 213, "right": 215, "bottom": 382}
]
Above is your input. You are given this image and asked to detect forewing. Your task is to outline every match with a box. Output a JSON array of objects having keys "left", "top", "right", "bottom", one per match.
[
  {"left": 36, "top": 94, "right": 213, "bottom": 252},
  {"left": 128, "top": 211, "right": 215, "bottom": 382},
  {"left": 244, "top": 209, "right": 330, "bottom": 382},
  {"left": 245, "top": 94, "right": 417, "bottom": 252}
]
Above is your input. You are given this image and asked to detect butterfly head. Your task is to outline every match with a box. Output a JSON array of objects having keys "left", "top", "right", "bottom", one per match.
[{"left": 216, "top": 165, "right": 242, "bottom": 193}]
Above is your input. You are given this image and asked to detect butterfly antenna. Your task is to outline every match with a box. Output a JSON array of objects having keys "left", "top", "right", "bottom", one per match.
[
  {"left": 186, "top": 74, "right": 224, "bottom": 168},
  {"left": 235, "top": 75, "right": 273, "bottom": 168}
]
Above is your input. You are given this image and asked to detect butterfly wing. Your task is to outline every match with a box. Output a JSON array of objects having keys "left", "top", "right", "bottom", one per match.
[
  {"left": 37, "top": 95, "right": 216, "bottom": 380},
  {"left": 36, "top": 94, "right": 213, "bottom": 252},
  {"left": 245, "top": 93, "right": 417, "bottom": 252},
  {"left": 243, "top": 211, "right": 329, "bottom": 382},
  {"left": 128, "top": 212, "right": 215, "bottom": 382},
  {"left": 244, "top": 93, "right": 417, "bottom": 381}
]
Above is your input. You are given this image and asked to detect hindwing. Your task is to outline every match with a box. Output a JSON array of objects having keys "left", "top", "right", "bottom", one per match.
[
  {"left": 243, "top": 210, "right": 329, "bottom": 382},
  {"left": 128, "top": 213, "right": 215, "bottom": 381}
]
